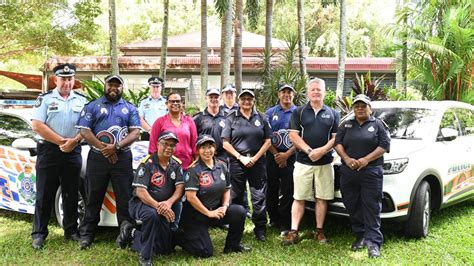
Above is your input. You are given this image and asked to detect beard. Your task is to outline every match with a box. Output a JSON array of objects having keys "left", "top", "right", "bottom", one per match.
[{"left": 105, "top": 90, "right": 122, "bottom": 102}]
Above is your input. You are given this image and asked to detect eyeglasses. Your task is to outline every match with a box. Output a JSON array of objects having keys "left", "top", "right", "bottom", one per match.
[
  {"left": 159, "top": 141, "right": 177, "bottom": 149},
  {"left": 168, "top": 100, "right": 181, "bottom": 104}
]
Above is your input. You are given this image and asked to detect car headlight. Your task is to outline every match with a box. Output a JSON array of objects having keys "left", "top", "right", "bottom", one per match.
[{"left": 383, "top": 158, "right": 409, "bottom": 175}]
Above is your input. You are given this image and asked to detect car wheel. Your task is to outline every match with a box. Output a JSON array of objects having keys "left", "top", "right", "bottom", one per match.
[
  {"left": 54, "top": 187, "right": 85, "bottom": 227},
  {"left": 404, "top": 181, "right": 431, "bottom": 238}
]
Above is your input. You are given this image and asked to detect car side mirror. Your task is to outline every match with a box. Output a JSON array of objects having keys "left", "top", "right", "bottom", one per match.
[
  {"left": 439, "top": 128, "right": 458, "bottom": 141},
  {"left": 12, "top": 138, "right": 37, "bottom": 156}
]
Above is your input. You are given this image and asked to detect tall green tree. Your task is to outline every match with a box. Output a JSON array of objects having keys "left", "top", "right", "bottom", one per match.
[
  {"left": 296, "top": 0, "right": 306, "bottom": 77},
  {"left": 234, "top": 0, "right": 244, "bottom": 92},
  {"left": 336, "top": 0, "right": 347, "bottom": 98},
  {"left": 201, "top": 0, "right": 209, "bottom": 96},
  {"left": 109, "top": 0, "right": 119, "bottom": 75},
  {"left": 215, "top": 0, "right": 233, "bottom": 87},
  {"left": 159, "top": 0, "right": 169, "bottom": 81}
]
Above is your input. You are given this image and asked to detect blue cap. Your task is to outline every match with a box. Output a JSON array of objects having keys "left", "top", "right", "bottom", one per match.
[
  {"left": 353, "top": 94, "right": 371, "bottom": 105},
  {"left": 196, "top": 134, "right": 215, "bottom": 148},
  {"left": 238, "top": 89, "right": 255, "bottom": 98},
  {"left": 158, "top": 131, "right": 179, "bottom": 142},
  {"left": 222, "top": 84, "right": 236, "bottom": 93},
  {"left": 206, "top": 88, "right": 221, "bottom": 96}
]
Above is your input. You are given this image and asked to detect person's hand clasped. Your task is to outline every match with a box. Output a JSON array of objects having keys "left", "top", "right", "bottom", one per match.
[
  {"left": 344, "top": 157, "right": 359, "bottom": 170},
  {"left": 59, "top": 138, "right": 77, "bottom": 153},
  {"left": 355, "top": 157, "right": 369, "bottom": 171},
  {"left": 100, "top": 143, "right": 118, "bottom": 164},
  {"left": 308, "top": 147, "right": 325, "bottom": 162},
  {"left": 274, "top": 152, "right": 288, "bottom": 168}
]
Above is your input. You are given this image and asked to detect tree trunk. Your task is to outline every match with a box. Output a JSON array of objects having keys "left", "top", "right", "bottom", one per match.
[
  {"left": 201, "top": 0, "right": 208, "bottom": 102},
  {"left": 296, "top": 0, "right": 306, "bottom": 77},
  {"left": 234, "top": 0, "right": 243, "bottom": 92},
  {"left": 159, "top": 0, "right": 169, "bottom": 80},
  {"left": 109, "top": 0, "right": 119, "bottom": 75},
  {"left": 264, "top": 0, "right": 273, "bottom": 82},
  {"left": 336, "top": 0, "right": 347, "bottom": 98},
  {"left": 220, "top": 0, "right": 232, "bottom": 88}
]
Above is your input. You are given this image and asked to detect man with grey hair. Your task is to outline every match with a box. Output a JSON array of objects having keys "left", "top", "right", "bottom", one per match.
[{"left": 283, "top": 78, "right": 340, "bottom": 245}]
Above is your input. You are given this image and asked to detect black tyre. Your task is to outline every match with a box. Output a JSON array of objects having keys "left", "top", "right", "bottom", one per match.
[
  {"left": 404, "top": 181, "right": 431, "bottom": 238},
  {"left": 54, "top": 187, "right": 85, "bottom": 227}
]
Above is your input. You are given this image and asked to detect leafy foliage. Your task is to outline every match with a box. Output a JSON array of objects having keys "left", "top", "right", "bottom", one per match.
[
  {"left": 256, "top": 34, "right": 308, "bottom": 112},
  {"left": 81, "top": 79, "right": 149, "bottom": 106}
]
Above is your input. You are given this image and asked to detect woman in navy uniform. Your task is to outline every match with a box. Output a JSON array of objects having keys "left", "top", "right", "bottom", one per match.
[
  {"left": 334, "top": 94, "right": 390, "bottom": 258},
  {"left": 222, "top": 89, "right": 272, "bottom": 241},
  {"left": 177, "top": 135, "right": 249, "bottom": 257}
]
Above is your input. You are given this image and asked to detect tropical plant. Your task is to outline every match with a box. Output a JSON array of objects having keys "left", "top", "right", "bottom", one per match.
[
  {"left": 385, "top": 86, "right": 417, "bottom": 101},
  {"left": 256, "top": 34, "right": 307, "bottom": 112},
  {"left": 324, "top": 88, "right": 337, "bottom": 108},
  {"left": 122, "top": 86, "right": 150, "bottom": 107},
  {"left": 81, "top": 79, "right": 149, "bottom": 107}
]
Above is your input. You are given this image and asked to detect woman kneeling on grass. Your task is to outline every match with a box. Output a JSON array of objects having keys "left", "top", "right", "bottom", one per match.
[{"left": 175, "top": 135, "right": 250, "bottom": 257}]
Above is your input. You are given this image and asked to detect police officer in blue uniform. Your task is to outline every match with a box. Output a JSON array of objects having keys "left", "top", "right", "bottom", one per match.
[
  {"left": 31, "top": 63, "right": 87, "bottom": 249},
  {"left": 194, "top": 88, "right": 227, "bottom": 161},
  {"left": 138, "top": 77, "right": 167, "bottom": 139},
  {"left": 177, "top": 135, "right": 249, "bottom": 257},
  {"left": 124, "top": 131, "right": 184, "bottom": 265},
  {"left": 222, "top": 89, "right": 272, "bottom": 241},
  {"left": 76, "top": 74, "right": 141, "bottom": 250},
  {"left": 334, "top": 94, "right": 390, "bottom": 258},
  {"left": 220, "top": 84, "right": 239, "bottom": 116},
  {"left": 264, "top": 84, "right": 297, "bottom": 234}
]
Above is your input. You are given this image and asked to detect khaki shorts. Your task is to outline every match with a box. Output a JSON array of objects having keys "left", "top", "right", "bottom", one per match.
[{"left": 293, "top": 162, "right": 334, "bottom": 201}]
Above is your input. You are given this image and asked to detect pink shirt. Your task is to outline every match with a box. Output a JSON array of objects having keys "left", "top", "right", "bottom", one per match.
[{"left": 149, "top": 114, "right": 197, "bottom": 170}]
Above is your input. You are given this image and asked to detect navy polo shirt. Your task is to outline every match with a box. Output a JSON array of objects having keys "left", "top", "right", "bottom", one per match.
[
  {"left": 335, "top": 116, "right": 391, "bottom": 167},
  {"left": 221, "top": 109, "right": 272, "bottom": 156},
  {"left": 132, "top": 154, "right": 184, "bottom": 202},
  {"left": 185, "top": 159, "right": 230, "bottom": 210},
  {"left": 220, "top": 103, "right": 239, "bottom": 116},
  {"left": 290, "top": 104, "right": 340, "bottom": 165},
  {"left": 76, "top": 96, "right": 141, "bottom": 151},
  {"left": 193, "top": 108, "right": 227, "bottom": 157},
  {"left": 265, "top": 104, "right": 297, "bottom": 152}
]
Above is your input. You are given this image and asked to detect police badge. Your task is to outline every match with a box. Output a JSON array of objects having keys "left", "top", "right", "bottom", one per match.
[{"left": 254, "top": 120, "right": 261, "bottom": 127}]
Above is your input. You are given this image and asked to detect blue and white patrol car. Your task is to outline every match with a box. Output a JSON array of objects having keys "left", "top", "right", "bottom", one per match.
[{"left": 0, "top": 100, "right": 149, "bottom": 227}]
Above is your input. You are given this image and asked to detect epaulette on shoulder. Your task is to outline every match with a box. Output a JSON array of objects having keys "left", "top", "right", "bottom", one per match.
[
  {"left": 39, "top": 90, "right": 53, "bottom": 97},
  {"left": 74, "top": 90, "right": 87, "bottom": 98},
  {"left": 188, "top": 158, "right": 199, "bottom": 168},
  {"left": 171, "top": 155, "right": 182, "bottom": 164},
  {"left": 140, "top": 154, "right": 151, "bottom": 164}
]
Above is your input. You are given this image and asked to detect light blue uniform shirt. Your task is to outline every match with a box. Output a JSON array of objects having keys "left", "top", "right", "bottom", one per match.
[
  {"left": 138, "top": 96, "right": 167, "bottom": 127},
  {"left": 32, "top": 88, "right": 88, "bottom": 138}
]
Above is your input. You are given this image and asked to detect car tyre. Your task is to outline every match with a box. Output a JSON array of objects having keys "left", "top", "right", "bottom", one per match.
[
  {"left": 54, "top": 187, "right": 86, "bottom": 227},
  {"left": 404, "top": 181, "right": 431, "bottom": 238}
]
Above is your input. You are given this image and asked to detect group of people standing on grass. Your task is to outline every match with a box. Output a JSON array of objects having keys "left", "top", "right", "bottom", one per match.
[{"left": 30, "top": 63, "right": 390, "bottom": 265}]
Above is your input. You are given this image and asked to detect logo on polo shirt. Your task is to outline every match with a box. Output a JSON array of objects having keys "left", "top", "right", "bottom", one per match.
[
  {"left": 272, "top": 115, "right": 278, "bottom": 121},
  {"left": 122, "top": 107, "right": 129, "bottom": 115},
  {"left": 100, "top": 107, "right": 108, "bottom": 115},
  {"left": 344, "top": 123, "right": 352, "bottom": 128},
  {"left": 254, "top": 120, "right": 261, "bottom": 127},
  {"left": 321, "top": 114, "right": 331, "bottom": 119},
  {"left": 219, "top": 120, "right": 225, "bottom": 128},
  {"left": 368, "top": 126, "right": 375, "bottom": 132},
  {"left": 199, "top": 172, "right": 213, "bottom": 187},
  {"left": 151, "top": 171, "right": 166, "bottom": 187}
]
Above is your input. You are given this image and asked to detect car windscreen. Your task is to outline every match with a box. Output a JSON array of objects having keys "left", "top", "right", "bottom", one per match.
[{"left": 344, "top": 108, "right": 437, "bottom": 140}]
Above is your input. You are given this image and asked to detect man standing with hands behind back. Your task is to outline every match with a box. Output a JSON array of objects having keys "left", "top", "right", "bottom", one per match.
[
  {"left": 31, "top": 63, "right": 87, "bottom": 249},
  {"left": 283, "top": 78, "right": 339, "bottom": 246}
]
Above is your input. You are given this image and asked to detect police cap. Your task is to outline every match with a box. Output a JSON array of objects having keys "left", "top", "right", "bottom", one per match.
[
  {"left": 53, "top": 64, "right": 76, "bottom": 77},
  {"left": 148, "top": 77, "right": 164, "bottom": 86},
  {"left": 159, "top": 131, "right": 179, "bottom": 143},
  {"left": 196, "top": 134, "right": 216, "bottom": 148}
]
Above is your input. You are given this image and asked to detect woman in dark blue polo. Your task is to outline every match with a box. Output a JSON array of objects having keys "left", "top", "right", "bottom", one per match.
[
  {"left": 334, "top": 94, "right": 390, "bottom": 258},
  {"left": 177, "top": 135, "right": 249, "bottom": 257}
]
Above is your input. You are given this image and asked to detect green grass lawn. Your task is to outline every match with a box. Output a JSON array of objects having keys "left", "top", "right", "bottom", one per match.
[{"left": 1, "top": 199, "right": 473, "bottom": 265}]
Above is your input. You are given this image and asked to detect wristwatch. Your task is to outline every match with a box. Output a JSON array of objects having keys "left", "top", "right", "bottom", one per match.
[
  {"left": 115, "top": 142, "right": 121, "bottom": 151},
  {"left": 306, "top": 148, "right": 313, "bottom": 154}
]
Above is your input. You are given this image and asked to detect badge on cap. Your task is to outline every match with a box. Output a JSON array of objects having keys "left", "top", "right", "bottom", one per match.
[
  {"left": 64, "top": 66, "right": 70, "bottom": 72},
  {"left": 368, "top": 126, "right": 375, "bottom": 132},
  {"left": 254, "top": 120, "right": 261, "bottom": 127}
]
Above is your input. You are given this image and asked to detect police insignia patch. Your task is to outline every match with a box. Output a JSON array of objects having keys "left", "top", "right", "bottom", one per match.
[
  {"left": 219, "top": 120, "right": 225, "bottom": 128},
  {"left": 184, "top": 172, "right": 190, "bottom": 182},
  {"left": 171, "top": 171, "right": 176, "bottom": 180},
  {"left": 34, "top": 97, "right": 43, "bottom": 108},
  {"left": 85, "top": 113, "right": 93, "bottom": 121},
  {"left": 220, "top": 172, "right": 225, "bottom": 181},
  {"left": 254, "top": 120, "right": 261, "bottom": 127},
  {"left": 137, "top": 167, "right": 145, "bottom": 178}
]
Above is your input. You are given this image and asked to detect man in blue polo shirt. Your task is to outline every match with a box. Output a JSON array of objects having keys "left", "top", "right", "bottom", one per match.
[
  {"left": 138, "top": 77, "right": 167, "bottom": 139},
  {"left": 283, "top": 78, "right": 340, "bottom": 245},
  {"left": 76, "top": 74, "right": 141, "bottom": 250},
  {"left": 264, "top": 84, "right": 297, "bottom": 235}
]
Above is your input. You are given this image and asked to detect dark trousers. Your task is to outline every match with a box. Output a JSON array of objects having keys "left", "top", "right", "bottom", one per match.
[
  {"left": 177, "top": 203, "right": 246, "bottom": 258},
  {"left": 79, "top": 150, "right": 133, "bottom": 241},
  {"left": 229, "top": 158, "right": 267, "bottom": 231},
  {"left": 129, "top": 199, "right": 173, "bottom": 259},
  {"left": 266, "top": 154, "right": 295, "bottom": 231},
  {"left": 32, "top": 143, "right": 81, "bottom": 239},
  {"left": 340, "top": 165, "right": 384, "bottom": 248}
]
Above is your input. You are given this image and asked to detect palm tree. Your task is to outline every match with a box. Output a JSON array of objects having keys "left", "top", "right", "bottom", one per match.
[
  {"left": 201, "top": 0, "right": 208, "bottom": 98},
  {"left": 296, "top": 0, "right": 306, "bottom": 77},
  {"left": 159, "top": 0, "right": 169, "bottom": 81},
  {"left": 109, "top": 0, "right": 119, "bottom": 75},
  {"left": 215, "top": 0, "right": 233, "bottom": 87},
  {"left": 336, "top": 0, "right": 347, "bottom": 98},
  {"left": 234, "top": 0, "right": 244, "bottom": 92}
]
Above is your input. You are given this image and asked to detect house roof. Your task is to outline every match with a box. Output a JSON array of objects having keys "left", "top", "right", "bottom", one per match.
[
  {"left": 120, "top": 30, "right": 288, "bottom": 55},
  {"left": 0, "top": 70, "right": 81, "bottom": 90},
  {"left": 44, "top": 56, "right": 395, "bottom": 73}
]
